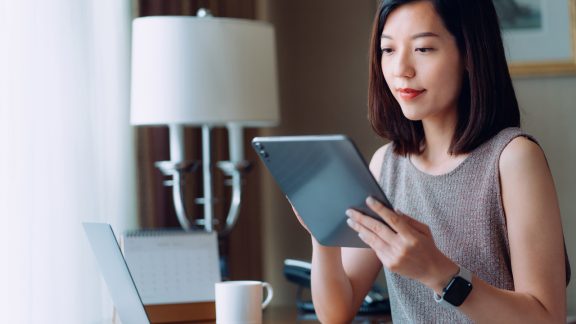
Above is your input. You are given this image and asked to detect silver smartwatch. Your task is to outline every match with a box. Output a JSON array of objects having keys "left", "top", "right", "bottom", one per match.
[{"left": 433, "top": 266, "right": 473, "bottom": 307}]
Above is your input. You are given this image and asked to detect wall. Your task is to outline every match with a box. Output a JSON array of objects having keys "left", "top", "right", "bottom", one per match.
[
  {"left": 258, "top": 0, "right": 576, "bottom": 315},
  {"left": 259, "top": 0, "right": 381, "bottom": 307}
]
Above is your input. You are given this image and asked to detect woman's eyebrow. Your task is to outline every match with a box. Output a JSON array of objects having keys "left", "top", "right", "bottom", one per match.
[{"left": 381, "top": 32, "right": 440, "bottom": 40}]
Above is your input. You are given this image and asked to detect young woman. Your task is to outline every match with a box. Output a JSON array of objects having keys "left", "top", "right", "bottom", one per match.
[{"left": 294, "top": 0, "right": 571, "bottom": 322}]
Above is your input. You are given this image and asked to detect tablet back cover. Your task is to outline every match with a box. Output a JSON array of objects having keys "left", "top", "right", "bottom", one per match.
[{"left": 252, "top": 135, "right": 391, "bottom": 247}]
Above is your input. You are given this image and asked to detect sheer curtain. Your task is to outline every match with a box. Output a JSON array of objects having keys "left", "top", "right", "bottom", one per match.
[{"left": 0, "top": 0, "right": 135, "bottom": 323}]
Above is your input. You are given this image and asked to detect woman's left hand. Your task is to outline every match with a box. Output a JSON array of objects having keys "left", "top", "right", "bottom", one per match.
[{"left": 346, "top": 196, "right": 458, "bottom": 293}]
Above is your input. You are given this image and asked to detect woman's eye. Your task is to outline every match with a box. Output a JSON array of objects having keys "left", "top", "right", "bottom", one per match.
[
  {"left": 415, "top": 47, "right": 435, "bottom": 53},
  {"left": 381, "top": 48, "right": 394, "bottom": 55}
]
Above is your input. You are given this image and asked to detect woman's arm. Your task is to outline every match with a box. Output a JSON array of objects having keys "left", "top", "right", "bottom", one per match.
[
  {"left": 311, "top": 242, "right": 381, "bottom": 323},
  {"left": 308, "top": 144, "right": 389, "bottom": 323},
  {"left": 346, "top": 137, "right": 567, "bottom": 323},
  {"left": 458, "top": 136, "right": 566, "bottom": 323}
]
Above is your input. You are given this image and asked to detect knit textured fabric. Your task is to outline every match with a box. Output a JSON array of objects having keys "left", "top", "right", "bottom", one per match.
[{"left": 379, "top": 127, "right": 531, "bottom": 323}]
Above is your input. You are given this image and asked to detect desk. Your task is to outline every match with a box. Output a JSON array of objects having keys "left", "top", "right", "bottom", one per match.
[
  {"left": 101, "top": 306, "right": 391, "bottom": 324},
  {"left": 264, "top": 306, "right": 391, "bottom": 324}
]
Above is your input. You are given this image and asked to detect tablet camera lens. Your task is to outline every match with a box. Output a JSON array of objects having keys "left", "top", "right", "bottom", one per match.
[
  {"left": 254, "top": 142, "right": 264, "bottom": 150},
  {"left": 259, "top": 150, "right": 269, "bottom": 158}
]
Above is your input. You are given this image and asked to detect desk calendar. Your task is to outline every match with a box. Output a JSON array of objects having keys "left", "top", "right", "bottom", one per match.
[{"left": 122, "top": 230, "right": 220, "bottom": 305}]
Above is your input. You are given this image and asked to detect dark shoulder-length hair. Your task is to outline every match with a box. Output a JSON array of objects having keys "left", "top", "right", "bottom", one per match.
[{"left": 368, "top": 0, "right": 520, "bottom": 156}]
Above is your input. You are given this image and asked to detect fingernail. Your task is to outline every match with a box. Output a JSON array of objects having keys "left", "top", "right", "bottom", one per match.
[
  {"left": 346, "top": 218, "right": 355, "bottom": 227},
  {"left": 345, "top": 209, "right": 353, "bottom": 217},
  {"left": 366, "top": 196, "right": 376, "bottom": 206}
]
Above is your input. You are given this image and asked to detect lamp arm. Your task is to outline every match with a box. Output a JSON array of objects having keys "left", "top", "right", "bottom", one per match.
[
  {"left": 220, "top": 170, "right": 242, "bottom": 236},
  {"left": 216, "top": 161, "right": 251, "bottom": 236},
  {"left": 172, "top": 171, "right": 192, "bottom": 230},
  {"left": 155, "top": 160, "right": 199, "bottom": 231}
]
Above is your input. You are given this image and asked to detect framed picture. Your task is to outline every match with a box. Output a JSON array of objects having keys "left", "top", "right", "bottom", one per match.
[{"left": 495, "top": 0, "right": 576, "bottom": 76}]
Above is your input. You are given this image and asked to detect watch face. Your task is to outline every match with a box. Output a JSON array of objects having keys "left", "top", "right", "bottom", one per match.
[{"left": 443, "top": 276, "right": 473, "bottom": 306}]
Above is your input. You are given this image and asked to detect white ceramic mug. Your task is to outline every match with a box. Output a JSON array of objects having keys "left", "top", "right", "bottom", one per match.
[{"left": 215, "top": 280, "right": 274, "bottom": 324}]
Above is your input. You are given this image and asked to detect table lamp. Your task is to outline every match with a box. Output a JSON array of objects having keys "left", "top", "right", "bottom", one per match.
[{"left": 130, "top": 10, "right": 280, "bottom": 233}]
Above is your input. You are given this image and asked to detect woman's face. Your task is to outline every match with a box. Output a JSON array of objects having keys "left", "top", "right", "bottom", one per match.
[{"left": 380, "top": 0, "right": 464, "bottom": 123}]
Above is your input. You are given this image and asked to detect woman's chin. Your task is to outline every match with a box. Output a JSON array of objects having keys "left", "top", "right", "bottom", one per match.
[{"left": 400, "top": 110, "right": 424, "bottom": 121}]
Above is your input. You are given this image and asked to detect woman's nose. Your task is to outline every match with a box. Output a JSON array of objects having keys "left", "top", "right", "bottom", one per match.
[{"left": 393, "top": 51, "right": 415, "bottom": 78}]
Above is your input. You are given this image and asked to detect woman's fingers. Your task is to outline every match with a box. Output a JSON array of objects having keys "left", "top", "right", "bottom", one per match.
[
  {"left": 400, "top": 211, "right": 431, "bottom": 236},
  {"left": 358, "top": 226, "right": 392, "bottom": 252},
  {"left": 346, "top": 214, "right": 392, "bottom": 251},
  {"left": 366, "top": 196, "right": 414, "bottom": 235},
  {"left": 347, "top": 199, "right": 428, "bottom": 247},
  {"left": 348, "top": 201, "right": 445, "bottom": 284},
  {"left": 346, "top": 208, "right": 396, "bottom": 243}
]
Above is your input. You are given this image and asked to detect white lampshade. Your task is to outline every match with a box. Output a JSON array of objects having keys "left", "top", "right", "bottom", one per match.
[{"left": 130, "top": 16, "right": 280, "bottom": 127}]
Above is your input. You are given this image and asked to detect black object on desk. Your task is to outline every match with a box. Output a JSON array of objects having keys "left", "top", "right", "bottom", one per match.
[{"left": 283, "top": 259, "right": 391, "bottom": 316}]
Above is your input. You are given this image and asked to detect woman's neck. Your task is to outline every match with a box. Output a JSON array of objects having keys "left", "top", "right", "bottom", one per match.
[
  {"left": 421, "top": 117, "right": 457, "bottom": 161},
  {"left": 411, "top": 114, "right": 467, "bottom": 175}
]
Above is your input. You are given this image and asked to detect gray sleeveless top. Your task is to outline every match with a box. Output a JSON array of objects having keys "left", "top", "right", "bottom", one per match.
[{"left": 378, "top": 127, "right": 530, "bottom": 323}]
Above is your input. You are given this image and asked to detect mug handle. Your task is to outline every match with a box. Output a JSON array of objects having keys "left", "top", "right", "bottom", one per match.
[{"left": 261, "top": 282, "right": 274, "bottom": 309}]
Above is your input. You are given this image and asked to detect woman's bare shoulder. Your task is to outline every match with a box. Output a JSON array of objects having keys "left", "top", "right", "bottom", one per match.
[
  {"left": 499, "top": 135, "right": 558, "bottom": 223},
  {"left": 369, "top": 142, "right": 391, "bottom": 180},
  {"left": 499, "top": 136, "right": 546, "bottom": 175}
]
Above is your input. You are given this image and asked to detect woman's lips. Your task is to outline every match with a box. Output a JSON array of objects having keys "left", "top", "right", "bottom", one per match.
[{"left": 397, "top": 88, "right": 425, "bottom": 100}]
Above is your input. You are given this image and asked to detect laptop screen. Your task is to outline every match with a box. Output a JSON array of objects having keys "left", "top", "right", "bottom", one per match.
[{"left": 83, "top": 222, "right": 150, "bottom": 324}]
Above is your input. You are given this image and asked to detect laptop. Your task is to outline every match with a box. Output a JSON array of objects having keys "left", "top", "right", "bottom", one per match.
[{"left": 83, "top": 222, "right": 151, "bottom": 324}]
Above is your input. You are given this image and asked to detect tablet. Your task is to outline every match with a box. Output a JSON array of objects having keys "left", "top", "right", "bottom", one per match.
[{"left": 251, "top": 135, "right": 392, "bottom": 248}]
